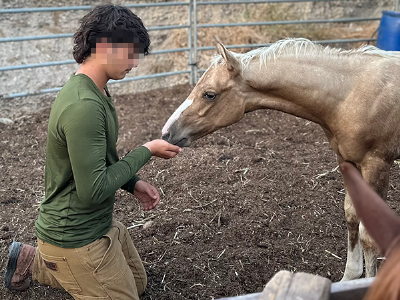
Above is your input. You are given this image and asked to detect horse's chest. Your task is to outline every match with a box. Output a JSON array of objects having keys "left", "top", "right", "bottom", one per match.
[{"left": 325, "top": 130, "right": 367, "bottom": 163}]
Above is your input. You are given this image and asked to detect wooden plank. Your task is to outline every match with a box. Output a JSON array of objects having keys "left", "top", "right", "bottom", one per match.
[{"left": 258, "top": 270, "right": 331, "bottom": 300}]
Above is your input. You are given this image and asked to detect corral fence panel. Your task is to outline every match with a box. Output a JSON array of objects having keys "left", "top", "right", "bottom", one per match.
[{"left": 0, "top": 0, "right": 394, "bottom": 99}]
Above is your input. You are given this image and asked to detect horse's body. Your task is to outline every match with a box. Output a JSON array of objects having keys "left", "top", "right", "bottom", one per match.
[{"left": 161, "top": 38, "right": 400, "bottom": 280}]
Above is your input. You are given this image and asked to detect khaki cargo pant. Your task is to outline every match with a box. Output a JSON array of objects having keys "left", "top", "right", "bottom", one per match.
[{"left": 31, "top": 220, "right": 147, "bottom": 300}]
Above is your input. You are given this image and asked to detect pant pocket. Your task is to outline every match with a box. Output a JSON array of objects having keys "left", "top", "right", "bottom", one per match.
[
  {"left": 87, "top": 228, "right": 126, "bottom": 285},
  {"left": 85, "top": 237, "right": 108, "bottom": 271},
  {"left": 40, "top": 251, "right": 82, "bottom": 294}
]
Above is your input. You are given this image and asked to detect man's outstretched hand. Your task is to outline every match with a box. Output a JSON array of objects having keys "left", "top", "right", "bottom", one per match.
[
  {"left": 134, "top": 180, "right": 160, "bottom": 211},
  {"left": 143, "top": 139, "right": 182, "bottom": 159}
]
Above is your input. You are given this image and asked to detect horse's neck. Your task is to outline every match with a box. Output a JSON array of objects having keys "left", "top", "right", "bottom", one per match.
[{"left": 243, "top": 56, "right": 360, "bottom": 127}]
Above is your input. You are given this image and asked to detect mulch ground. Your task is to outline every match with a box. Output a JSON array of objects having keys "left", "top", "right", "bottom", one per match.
[{"left": 1, "top": 83, "right": 399, "bottom": 300}]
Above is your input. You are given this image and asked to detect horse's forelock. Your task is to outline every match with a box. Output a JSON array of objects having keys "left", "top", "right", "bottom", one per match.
[{"left": 211, "top": 54, "right": 224, "bottom": 67}]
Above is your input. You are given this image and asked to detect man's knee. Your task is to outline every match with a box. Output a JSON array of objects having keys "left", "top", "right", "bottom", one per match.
[{"left": 137, "top": 275, "right": 147, "bottom": 296}]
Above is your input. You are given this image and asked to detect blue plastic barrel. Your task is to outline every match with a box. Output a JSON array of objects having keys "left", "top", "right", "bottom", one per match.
[{"left": 376, "top": 10, "right": 400, "bottom": 50}]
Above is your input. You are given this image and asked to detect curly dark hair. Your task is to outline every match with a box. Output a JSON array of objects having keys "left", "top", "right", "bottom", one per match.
[{"left": 73, "top": 4, "right": 150, "bottom": 64}]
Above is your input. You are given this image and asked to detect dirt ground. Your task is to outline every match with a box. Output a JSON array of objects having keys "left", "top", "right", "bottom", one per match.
[{"left": 1, "top": 83, "right": 400, "bottom": 300}]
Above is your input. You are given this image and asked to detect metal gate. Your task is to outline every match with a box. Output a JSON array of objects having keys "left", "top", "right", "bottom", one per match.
[{"left": 0, "top": 0, "right": 390, "bottom": 99}]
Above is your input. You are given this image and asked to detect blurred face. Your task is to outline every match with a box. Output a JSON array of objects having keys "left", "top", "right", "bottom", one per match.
[{"left": 94, "top": 38, "right": 145, "bottom": 80}]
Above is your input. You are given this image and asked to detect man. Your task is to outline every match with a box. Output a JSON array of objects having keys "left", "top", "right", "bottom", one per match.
[{"left": 4, "top": 4, "right": 181, "bottom": 299}]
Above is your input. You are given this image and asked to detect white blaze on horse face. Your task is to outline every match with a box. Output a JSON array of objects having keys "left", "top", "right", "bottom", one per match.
[{"left": 162, "top": 99, "right": 193, "bottom": 135}]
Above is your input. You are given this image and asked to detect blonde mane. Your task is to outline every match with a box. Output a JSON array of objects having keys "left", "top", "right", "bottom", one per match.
[{"left": 211, "top": 38, "right": 400, "bottom": 69}]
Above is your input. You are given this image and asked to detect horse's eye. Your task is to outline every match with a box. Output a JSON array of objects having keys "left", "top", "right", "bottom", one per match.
[{"left": 203, "top": 92, "right": 217, "bottom": 101}]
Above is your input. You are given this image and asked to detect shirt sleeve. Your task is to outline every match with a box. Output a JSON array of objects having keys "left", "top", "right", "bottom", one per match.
[
  {"left": 121, "top": 175, "right": 141, "bottom": 194},
  {"left": 59, "top": 99, "right": 152, "bottom": 206}
]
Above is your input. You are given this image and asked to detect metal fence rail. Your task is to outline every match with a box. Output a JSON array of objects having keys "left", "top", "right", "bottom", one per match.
[
  {"left": 6, "top": 70, "right": 191, "bottom": 98},
  {"left": 0, "top": 0, "right": 385, "bottom": 99},
  {"left": 0, "top": 2, "right": 189, "bottom": 13},
  {"left": 0, "top": 25, "right": 190, "bottom": 43},
  {"left": 196, "top": 17, "right": 380, "bottom": 28},
  {"left": 0, "top": 47, "right": 191, "bottom": 72}
]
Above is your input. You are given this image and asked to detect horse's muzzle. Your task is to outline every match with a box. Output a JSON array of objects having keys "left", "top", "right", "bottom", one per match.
[{"left": 162, "top": 132, "right": 190, "bottom": 147}]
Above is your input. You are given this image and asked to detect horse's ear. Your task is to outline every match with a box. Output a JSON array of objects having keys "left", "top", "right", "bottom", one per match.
[
  {"left": 340, "top": 162, "right": 400, "bottom": 256},
  {"left": 213, "top": 36, "right": 241, "bottom": 72}
]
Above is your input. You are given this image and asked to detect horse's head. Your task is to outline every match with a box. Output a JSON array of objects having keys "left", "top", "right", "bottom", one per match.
[{"left": 162, "top": 39, "right": 250, "bottom": 147}]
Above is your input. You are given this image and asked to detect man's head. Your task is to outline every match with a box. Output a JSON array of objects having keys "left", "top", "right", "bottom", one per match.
[{"left": 73, "top": 4, "right": 150, "bottom": 79}]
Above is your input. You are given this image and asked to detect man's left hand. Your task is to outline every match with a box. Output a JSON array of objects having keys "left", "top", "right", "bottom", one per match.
[{"left": 133, "top": 180, "right": 160, "bottom": 211}]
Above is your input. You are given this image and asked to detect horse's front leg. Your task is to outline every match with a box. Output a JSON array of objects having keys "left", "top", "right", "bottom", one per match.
[
  {"left": 341, "top": 180, "right": 363, "bottom": 281},
  {"left": 359, "top": 156, "right": 391, "bottom": 278},
  {"left": 332, "top": 153, "right": 363, "bottom": 281}
]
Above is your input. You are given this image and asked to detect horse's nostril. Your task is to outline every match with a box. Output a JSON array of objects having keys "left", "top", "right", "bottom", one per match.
[{"left": 162, "top": 132, "right": 170, "bottom": 142}]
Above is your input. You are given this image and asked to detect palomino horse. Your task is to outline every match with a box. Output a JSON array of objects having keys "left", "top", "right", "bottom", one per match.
[{"left": 161, "top": 38, "right": 400, "bottom": 281}]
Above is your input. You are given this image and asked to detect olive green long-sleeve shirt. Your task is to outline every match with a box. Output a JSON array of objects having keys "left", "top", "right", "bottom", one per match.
[{"left": 35, "top": 74, "right": 152, "bottom": 248}]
